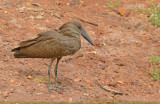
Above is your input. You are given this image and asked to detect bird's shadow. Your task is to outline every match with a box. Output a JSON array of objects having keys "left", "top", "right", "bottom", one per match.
[{"left": 16, "top": 67, "right": 74, "bottom": 87}]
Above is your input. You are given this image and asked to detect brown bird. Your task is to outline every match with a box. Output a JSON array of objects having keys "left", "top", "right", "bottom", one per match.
[{"left": 12, "top": 21, "right": 93, "bottom": 90}]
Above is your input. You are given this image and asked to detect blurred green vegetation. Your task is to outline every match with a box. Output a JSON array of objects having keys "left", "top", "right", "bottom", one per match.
[{"left": 150, "top": 55, "right": 160, "bottom": 80}]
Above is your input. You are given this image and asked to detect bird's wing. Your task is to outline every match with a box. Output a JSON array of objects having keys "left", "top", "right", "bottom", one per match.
[
  {"left": 16, "top": 30, "right": 66, "bottom": 58},
  {"left": 19, "top": 30, "right": 60, "bottom": 48}
]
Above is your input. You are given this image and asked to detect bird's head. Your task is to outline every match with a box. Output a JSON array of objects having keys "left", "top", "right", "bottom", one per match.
[{"left": 72, "top": 21, "right": 94, "bottom": 45}]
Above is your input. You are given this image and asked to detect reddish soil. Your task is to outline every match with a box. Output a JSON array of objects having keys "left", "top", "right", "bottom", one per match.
[{"left": 0, "top": 0, "right": 160, "bottom": 102}]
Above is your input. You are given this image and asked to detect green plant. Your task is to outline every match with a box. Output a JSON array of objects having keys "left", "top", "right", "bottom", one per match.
[
  {"left": 150, "top": 55, "right": 160, "bottom": 80},
  {"left": 136, "top": 2, "right": 160, "bottom": 26},
  {"left": 149, "top": 3, "right": 160, "bottom": 26},
  {"left": 106, "top": 0, "right": 120, "bottom": 8}
]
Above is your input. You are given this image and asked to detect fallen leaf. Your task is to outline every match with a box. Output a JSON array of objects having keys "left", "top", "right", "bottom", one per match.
[
  {"left": 53, "top": 13, "right": 61, "bottom": 18},
  {"left": 80, "top": 0, "right": 84, "bottom": 3},
  {"left": 36, "top": 12, "right": 44, "bottom": 19},
  {"left": 117, "top": 81, "right": 124, "bottom": 84},
  {"left": 95, "top": 4, "right": 98, "bottom": 6},
  {"left": 28, "top": 75, "right": 32, "bottom": 79},
  {"left": 36, "top": 15, "right": 43, "bottom": 19},
  {"left": 116, "top": 8, "right": 130, "bottom": 16},
  {"left": 117, "top": 8, "right": 126, "bottom": 16},
  {"left": 51, "top": 95, "right": 55, "bottom": 98},
  {"left": 74, "top": 78, "right": 81, "bottom": 82},
  {"left": 69, "top": 97, "right": 72, "bottom": 102},
  {"left": 2, "top": 91, "right": 9, "bottom": 97},
  {"left": 0, "top": 6, "right": 2, "bottom": 10},
  {"left": 66, "top": 3, "right": 70, "bottom": 6},
  {"left": 102, "top": 42, "right": 106, "bottom": 46},
  {"left": 31, "top": 3, "right": 40, "bottom": 7},
  {"left": 15, "top": 71, "right": 19, "bottom": 75},
  {"left": 104, "top": 86, "right": 109, "bottom": 88},
  {"left": 86, "top": 51, "right": 97, "bottom": 55},
  {"left": 84, "top": 93, "right": 89, "bottom": 96},
  {"left": 26, "top": 2, "right": 31, "bottom": 7},
  {"left": 85, "top": 79, "right": 91, "bottom": 83},
  {"left": 10, "top": 80, "right": 14, "bottom": 83},
  {"left": 88, "top": 86, "right": 94, "bottom": 90},
  {"left": 38, "top": 26, "right": 47, "bottom": 30},
  {"left": 29, "top": 15, "right": 34, "bottom": 19}
]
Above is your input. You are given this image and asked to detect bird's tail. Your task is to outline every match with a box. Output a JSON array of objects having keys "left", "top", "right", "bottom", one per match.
[{"left": 11, "top": 47, "right": 27, "bottom": 58}]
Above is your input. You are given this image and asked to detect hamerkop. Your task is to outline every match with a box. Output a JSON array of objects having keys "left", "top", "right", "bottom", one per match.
[{"left": 12, "top": 21, "right": 93, "bottom": 90}]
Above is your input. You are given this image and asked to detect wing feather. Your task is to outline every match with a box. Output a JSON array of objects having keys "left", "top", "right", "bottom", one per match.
[
  {"left": 19, "top": 31, "right": 60, "bottom": 48},
  {"left": 14, "top": 30, "right": 65, "bottom": 58}
]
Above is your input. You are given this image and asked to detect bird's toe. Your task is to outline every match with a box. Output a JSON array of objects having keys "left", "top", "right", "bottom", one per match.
[{"left": 48, "top": 85, "right": 68, "bottom": 91}]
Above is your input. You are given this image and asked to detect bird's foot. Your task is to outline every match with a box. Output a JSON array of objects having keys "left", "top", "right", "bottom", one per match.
[
  {"left": 48, "top": 86, "right": 56, "bottom": 91},
  {"left": 48, "top": 85, "right": 68, "bottom": 91}
]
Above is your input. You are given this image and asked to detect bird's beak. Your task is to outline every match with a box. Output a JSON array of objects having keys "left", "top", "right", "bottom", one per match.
[{"left": 80, "top": 27, "right": 94, "bottom": 45}]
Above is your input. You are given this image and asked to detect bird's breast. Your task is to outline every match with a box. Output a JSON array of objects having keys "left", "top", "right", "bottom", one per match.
[
  {"left": 60, "top": 34, "right": 81, "bottom": 56},
  {"left": 58, "top": 25, "right": 82, "bottom": 56}
]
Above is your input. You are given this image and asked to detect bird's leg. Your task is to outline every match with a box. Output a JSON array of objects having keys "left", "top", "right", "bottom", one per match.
[
  {"left": 54, "top": 57, "right": 65, "bottom": 89},
  {"left": 48, "top": 57, "right": 65, "bottom": 90},
  {"left": 48, "top": 58, "right": 56, "bottom": 90}
]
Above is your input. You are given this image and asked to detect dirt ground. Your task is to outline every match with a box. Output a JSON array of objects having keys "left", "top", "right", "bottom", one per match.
[{"left": 0, "top": 0, "right": 160, "bottom": 103}]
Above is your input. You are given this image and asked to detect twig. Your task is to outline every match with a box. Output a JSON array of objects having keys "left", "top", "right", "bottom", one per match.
[
  {"left": 96, "top": 80, "right": 124, "bottom": 95},
  {"left": 73, "top": 15, "right": 98, "bottom": 26}
]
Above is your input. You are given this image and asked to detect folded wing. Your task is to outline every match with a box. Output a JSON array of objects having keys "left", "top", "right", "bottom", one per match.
[{"left": 12, "top": 30, "right": 65, "bottom": 58}]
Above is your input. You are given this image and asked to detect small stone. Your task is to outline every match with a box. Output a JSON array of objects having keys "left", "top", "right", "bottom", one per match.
[
  {"left": 113, "top": 58, "right": 126, "bottom": 66},
  {"left": 99, "top": 64, "right": 106, "bottom": 70},
  {"left": 108, "top": 81, "right": 117, "bottom": 87}
]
